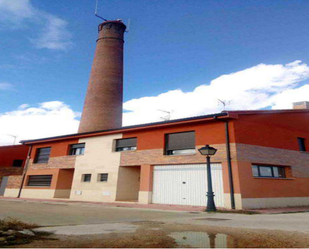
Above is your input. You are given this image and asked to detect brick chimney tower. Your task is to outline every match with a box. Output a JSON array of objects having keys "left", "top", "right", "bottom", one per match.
[{"left": 78, "top": 20, "right": 126, "bottom": 133}]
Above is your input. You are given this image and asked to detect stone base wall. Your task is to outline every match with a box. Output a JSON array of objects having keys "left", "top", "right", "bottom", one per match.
[
  {"left": 242, "top": 197, "right": 309, "bottom": 209},
  {"left": 4, "top": 188, "right": 19, "bottom": 197}
]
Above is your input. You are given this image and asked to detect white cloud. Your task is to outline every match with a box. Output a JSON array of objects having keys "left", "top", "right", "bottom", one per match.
[
  {"left": 0, "top": 82, "right": 12, "bottom": 90},
  {"left": 31, "top": 14, "right": 72, "bottom": 50},
  {"left": 123, "top": 60, "right": 309, "bottom": 125},
  {"left": 0, "top": 101, "right": 79, "bottom": 145},
  {"left": 0, "top": 0, "right": 72, "bottom": 50},
  {"left": 1, "top": 61, "right": 309, "bottom": 145}
]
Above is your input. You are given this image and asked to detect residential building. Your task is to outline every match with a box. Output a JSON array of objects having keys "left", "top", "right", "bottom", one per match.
[
  {"left": 0, "top": 145, "right": 29, "bottom": 196},
  {"left": 3, "top": 108, "right": 309, "bottom": 209}
]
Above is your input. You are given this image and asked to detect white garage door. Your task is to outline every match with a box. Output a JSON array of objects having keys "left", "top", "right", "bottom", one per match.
[{"left": 152, "top": 164, "right": 224, "bottom": 207}]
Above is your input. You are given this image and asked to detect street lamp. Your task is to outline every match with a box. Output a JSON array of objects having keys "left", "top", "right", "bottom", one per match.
[{"left": 198, "top": 144, "right": 217, "bottom": 212}]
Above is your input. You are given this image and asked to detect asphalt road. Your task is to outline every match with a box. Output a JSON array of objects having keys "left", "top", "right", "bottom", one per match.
[{"left": 1, "top": 198, "right": 309, "bottom": 233}]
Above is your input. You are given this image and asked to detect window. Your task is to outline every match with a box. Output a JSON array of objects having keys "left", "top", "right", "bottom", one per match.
[
  {"left": 27, "top": 175, "right": 52, "bottom": 187},
  {"left": 34, "top": 147, "right": 51, "bottom": 164},
  {"left": 115, "top": 138, "right": 137, "bottom": 151},
  {"left": 252, "top": 165, "right": 286, "bottom": 178},
  {"left": 82, "top": 174, "right": 91, "bottom": 182},
  {"left": 165, "top": 131, "right": 195, "bottom": 155},
  {"left": 12, "top": 159, "right": 23, "bottom": 167},
  {"left": 298, "top": 137, "right": 306, "bottom": 152},
  {"left": 98, "top": 173, "right": 108, "bottom": 182},
  {"left": 69, "top": 143, "right": 85, "bottom": 155}
]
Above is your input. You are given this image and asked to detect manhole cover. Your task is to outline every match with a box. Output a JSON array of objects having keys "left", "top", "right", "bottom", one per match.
[{"left": 195, "top": 218, "right": 230, "bottom": 221}]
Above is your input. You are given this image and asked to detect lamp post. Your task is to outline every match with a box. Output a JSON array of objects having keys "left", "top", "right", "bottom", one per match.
[{"left": 198, "top": 144, "right": 217, "bottom": 212}]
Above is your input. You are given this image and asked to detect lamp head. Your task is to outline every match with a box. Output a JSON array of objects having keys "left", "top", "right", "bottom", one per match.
[{"left": 198, "top": 145, "right": 217, "bottom": 156}]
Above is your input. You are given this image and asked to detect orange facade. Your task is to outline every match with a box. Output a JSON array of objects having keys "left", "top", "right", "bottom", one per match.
[
  {"left": 0, "top": 145, "right": 29, "bottom": 168},
  {"left": 233, "top": 112, "right": 309, "bottom": 150},
  {"left": 123, "top": 120, "right": 235, "bottom": 150},
  {"left": 30, "top": 139, "right": 79, "bottom": 159}
]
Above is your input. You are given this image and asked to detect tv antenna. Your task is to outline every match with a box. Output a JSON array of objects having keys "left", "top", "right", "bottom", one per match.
[
  {"left": 95, "top": 0, "right": 107, "bottom": 21},
  {"left": 157, "top": 109, "right": 173, "bottom": 121},
  {"left": 125, "top": 18, "right": 131, "bottom": 33},
  {"left": 218, "top": 99, "right": 231, "bottom": 111},
  {"left": 6, "top": 134, "right": 18, "bottom": 145}
]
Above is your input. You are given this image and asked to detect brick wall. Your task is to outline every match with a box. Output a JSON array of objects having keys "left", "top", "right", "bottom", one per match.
[
  {"left": 120, "top": 143, "right": 237, "bottom": 166},
  {"left": 0, "top": 167, "right": 23, "bottom": 177},
  {"left": 28, "top": 156, "right": 76, "bottom": 170},
  {"left": 236, "top": 143, "right": 309, "bottom": 178},
  {"left": 6, "top": 175, "right": 23, "bottom": 189}
]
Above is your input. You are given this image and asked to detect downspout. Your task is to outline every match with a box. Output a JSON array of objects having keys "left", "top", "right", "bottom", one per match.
[
  {"left": 17, "top": 145, "right": 32, "bottom": 198},
  {"left": 224, "top": 121, "right": 236, "bottom": 209}
]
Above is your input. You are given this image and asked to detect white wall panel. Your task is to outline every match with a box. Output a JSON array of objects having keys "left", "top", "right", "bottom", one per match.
[{"left": 152, "top": 164, "right": 224, "bottom": 207}]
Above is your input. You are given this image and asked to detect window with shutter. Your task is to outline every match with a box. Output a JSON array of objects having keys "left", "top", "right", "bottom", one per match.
[
  {"left": 27, "top": 175, "right": 52, "bottom": 186},
  {"left": 115, "top": 138, "right": 137, "bottom": 151},
  {"left": 98, "top": 173, "right": 108, "bottom": 182},
  {"left": 82, "top": 174, "right": 92, "bottom": 182},
  {"left": 34, "top": 147, "right": 51, "bottom": 164},
  {"left": 165, "top": 131, "right": 195, "bottom": 155},
  {"left": 69, "top": 143, "right": 85, "bottom": 155}
]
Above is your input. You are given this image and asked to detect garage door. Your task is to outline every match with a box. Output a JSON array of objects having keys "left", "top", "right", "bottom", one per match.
[{"left": 152, "top": 164, "right": 224, "bottom": 207}]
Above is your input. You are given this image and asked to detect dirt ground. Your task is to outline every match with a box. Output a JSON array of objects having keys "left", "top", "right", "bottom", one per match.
[{"left": 12, "top": 221, "right": 309, "bottom": 248}]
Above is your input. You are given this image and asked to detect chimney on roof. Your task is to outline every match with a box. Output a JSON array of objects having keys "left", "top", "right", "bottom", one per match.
[
  {"left": 78, "top": 20, "right": 126, "bottom": 133},
  {"left": 293, "top": 101, "right": 309, "bottom": 109}
]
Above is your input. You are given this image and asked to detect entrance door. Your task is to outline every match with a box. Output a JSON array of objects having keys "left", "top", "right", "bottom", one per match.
[
  {"left": 152, "top": 164, "right": 224, "bottom": 207},
  {"left": 0, "top": 176, "right": 9, "bottom": 196}
]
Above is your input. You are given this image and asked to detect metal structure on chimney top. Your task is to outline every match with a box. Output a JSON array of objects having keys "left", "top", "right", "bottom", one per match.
[
  {"left": 95, "top": 0, "right": 107, "bottom": 21},
  {"left": 94, "top": 0, "right": 130, "bottom": 32}
]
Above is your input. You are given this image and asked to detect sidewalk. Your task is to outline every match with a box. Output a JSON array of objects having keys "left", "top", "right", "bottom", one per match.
[
  {"left": 1, "top": 196, "right": 309, "bottom": 214},
  {"left": 0, "top": 196, "right": 206, "bottom": 212}
]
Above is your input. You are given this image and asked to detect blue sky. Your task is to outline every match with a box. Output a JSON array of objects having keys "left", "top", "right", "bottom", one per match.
[{"left": 1, "top": 0, "right": 309, "bottom": 144}]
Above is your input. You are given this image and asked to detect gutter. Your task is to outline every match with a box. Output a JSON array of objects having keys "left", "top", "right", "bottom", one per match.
[
  {"left": 224, "top": 120, "right": 236, "bottom": 209},
  {"left": 17, "top": 145, "right": 32, "bottom": 198},
  {"left": 214, "top": 116, "right": 236, "bottom": 209}
]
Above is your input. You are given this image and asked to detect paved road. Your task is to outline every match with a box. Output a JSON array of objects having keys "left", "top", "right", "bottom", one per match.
[{"left": 1, "top": 199, "right": 309, "bottom": 233}]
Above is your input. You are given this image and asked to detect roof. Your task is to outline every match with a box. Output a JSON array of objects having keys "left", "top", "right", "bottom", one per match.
[
  {"left": 20, "top": 108, "right": 309, "bottom": 145},
  {"left": 21, "top": 112, "right": 230, "bottom": 144}
]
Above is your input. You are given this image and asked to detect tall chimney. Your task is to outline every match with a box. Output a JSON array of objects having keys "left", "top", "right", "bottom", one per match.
[
  {"left": 293, "top": 101, "right": 309, "bottom": 109},
  {"left": 78, "top": 20, "right": 126, "bottom": 133}
]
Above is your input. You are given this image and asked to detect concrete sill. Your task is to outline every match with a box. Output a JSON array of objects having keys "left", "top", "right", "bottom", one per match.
[
  {"left": 164, "top": 154, "right": 196, "bottom": 157},
  {"left": 24, "top": 187, "right": 51, "bottom": 189},
  {"left": 117, "top": 150, "right": 137, "bottom": 153},
  {"left": 253, "top": 177, "right": 295, "bottom": 180}
]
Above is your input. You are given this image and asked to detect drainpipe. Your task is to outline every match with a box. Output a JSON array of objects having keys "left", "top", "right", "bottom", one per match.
[
  {"left": 224, "top": 121, "right": 236, "bottom": 209},
  {"left": 17, "top": 145, "right": 32, "bottom": 198}
]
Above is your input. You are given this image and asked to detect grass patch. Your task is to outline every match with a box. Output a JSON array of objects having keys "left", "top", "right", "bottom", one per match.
[
  {"left": 0, "top": 218, "right": 46, "bottom": 247},
  {"left": 0, "top": 217, "right": 39, "bottom": 231}
]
